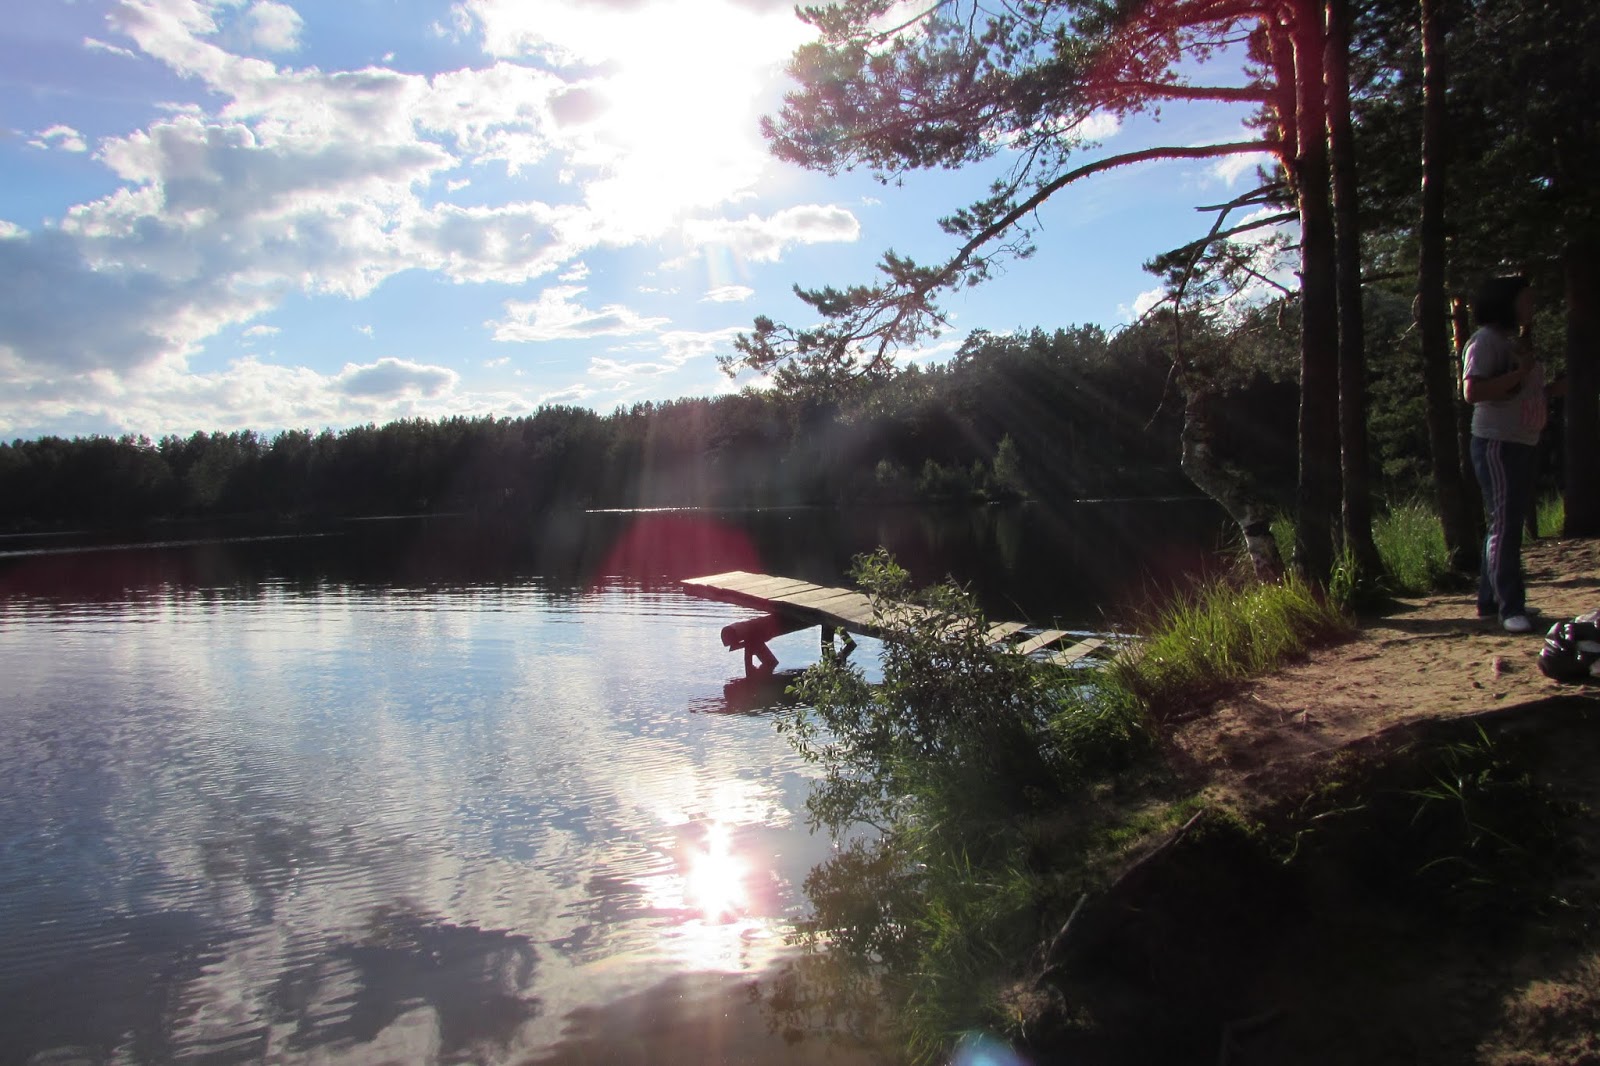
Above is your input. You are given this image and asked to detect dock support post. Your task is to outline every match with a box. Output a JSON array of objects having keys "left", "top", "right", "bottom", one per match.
[
  {"left": 821, "top": 625, "right": 857, "bottom": 662},
  {"left": 744, "top": 642, "right": 777, "bottom": 677}
]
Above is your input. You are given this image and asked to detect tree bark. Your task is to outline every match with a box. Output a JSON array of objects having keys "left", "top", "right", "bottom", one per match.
[
  {"left": 1324, "top": 0, "right": 1382, "bottom": 578},
  {"left": 1417, "top": 0, "right": 1476, "bottom": 572},
  {"left": 1181, "top": 387, "right": 1285, "bottom": 582},
  {"left": 1564, "top": 239, "right": 1600, "bottom": 535},
  {"left": 1289, "top": 2, "right": 1342, "bottom": 585}
]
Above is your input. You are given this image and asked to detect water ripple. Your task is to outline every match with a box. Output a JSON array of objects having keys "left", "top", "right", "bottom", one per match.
[{"left": 0, "top": 565, "right": 835, "bottom": 1065}]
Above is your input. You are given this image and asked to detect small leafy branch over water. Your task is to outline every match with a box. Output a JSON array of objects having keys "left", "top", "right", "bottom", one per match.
[{"left": 768, "top": 552, "right": 1350, "bottom": 1060}]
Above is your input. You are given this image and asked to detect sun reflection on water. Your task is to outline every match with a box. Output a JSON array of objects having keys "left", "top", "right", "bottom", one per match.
[
  {"left": 633, "top": 816, "right": 786, "bottom": 974},
  {"left": 685, "top": 822, "right": 746, "bottom": 922}
]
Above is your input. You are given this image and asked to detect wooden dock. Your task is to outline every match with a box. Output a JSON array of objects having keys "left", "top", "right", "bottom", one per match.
[{"left": 681, "top": 570, "right": 1104, "bottom": 672}]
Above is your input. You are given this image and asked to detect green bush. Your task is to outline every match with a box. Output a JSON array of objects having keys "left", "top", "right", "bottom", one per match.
[
  {"left": 773, "top": 553, "right": 1350, "bottom": 1059},
  {"left": 775, "top": 552, "right": 1140, "bottom": 1058}
]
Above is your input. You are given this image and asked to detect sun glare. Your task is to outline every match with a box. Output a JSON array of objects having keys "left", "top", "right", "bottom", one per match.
[
  {"left": 684, "top": 821, "right": 747, "bottom": 922},
  {"left": 529, "top": 0, "right": 813, "bottom": 233}
]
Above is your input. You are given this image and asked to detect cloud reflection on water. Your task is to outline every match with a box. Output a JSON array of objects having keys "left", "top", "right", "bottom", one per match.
[{"left": 0, "top": 566, "right": 837, "bottom": 1063}]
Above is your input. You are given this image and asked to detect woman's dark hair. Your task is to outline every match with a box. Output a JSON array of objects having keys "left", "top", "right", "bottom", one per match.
[{"left": 1473, "top": 274, "right": 1530, "bottom": 330}]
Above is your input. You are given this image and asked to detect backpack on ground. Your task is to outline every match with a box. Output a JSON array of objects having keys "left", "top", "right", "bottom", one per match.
[{"left": 1539, "top": 610, "right": 1600, "bottom": 684}]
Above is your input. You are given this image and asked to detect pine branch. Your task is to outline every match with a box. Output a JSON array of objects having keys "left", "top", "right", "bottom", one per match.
[{"left": 731, "top": 139, "right": 1278, "bottom": 380}]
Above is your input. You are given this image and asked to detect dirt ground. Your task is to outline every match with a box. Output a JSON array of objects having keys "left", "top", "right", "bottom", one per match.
[
  {"left": 1067, "top": 535, "right": 1600, "bottom": 1066},
  {"left": 1168, "top": 535, "right": 1600, "bottom": 807}
]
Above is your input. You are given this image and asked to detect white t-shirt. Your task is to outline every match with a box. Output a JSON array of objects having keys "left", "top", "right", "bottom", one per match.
[{"left": 1463, "top": 326, "right": 1546, "bottom": 446}]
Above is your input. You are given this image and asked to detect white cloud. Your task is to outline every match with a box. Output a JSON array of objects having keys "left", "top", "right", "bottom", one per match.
[
  {"left": 356, "top": 325, "right": 375, "bottom": 337},
  {"left": 335, "top": 357, "right": 456, "bottom": 398},
  {"left": 0, "top": 356, "right": 523, "bottom": 439},
  {"left": 701, "top": 285, "right": 754, "bottom": 303},
  {"left": 589, "top": 357, "right": 674, "bottom": 380},
  {"left": 679, "top": 205, "right": 860, "bottom": 264},
  {"left": 1119, "top": 285, "right": 1168, "bottom": 322},
  {"left": 1211, "top": 150, "right": 1272, "bottom": 186},
  {"left": 901, "top": 336, "right": 963, "bottom": 365},
  {"left": 1077, "top": 111, "right": 1122, "bottom": 142},
  {"left": 242, "top": 1, "right": 303, "bottom": 53},
  {"left": 584, "top": 325, "right": 741, "bottom": 381},
  {"left": 491, "top": 285, "right": 670, "bottom": 343},
  {"left": 84, "top": 36, "right": 139, "bottom": 59},
  {"left": 0, "top": 0, "right": 835, "bottom": 427},
  {"left": 1206, "top": 126, "right": 1275, "bottom": 186},
  {"left": 0, "top": 228, "right": 273, "bottom": 374},
  {"left": 242, "top": 324, "right": 278, "bottom": 338},
  {"left": 28, "top": 125, "right": 89, "bottom": 153},
  {"left": 1, "top": 12, "right": 596, "bottom": 375},
  {"left": 537, "top": 384, "right": 595, "bottom": 406},
  {"left": 404, "top": 201, "right": 591, "bottom": 286}
]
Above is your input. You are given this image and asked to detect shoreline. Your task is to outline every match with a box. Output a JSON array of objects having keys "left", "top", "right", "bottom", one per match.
[{"left": 1018, "top": 535, "right": 1600, "bottom": 1064}]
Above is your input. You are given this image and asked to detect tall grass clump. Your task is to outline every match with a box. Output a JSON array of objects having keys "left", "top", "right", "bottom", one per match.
[
  {"left": 1115, "top": 572, "right": 1351, "bottom": 714},
  {"left": 1535, "top": 492, "right": 1564, "bottom": 538},
  {"left": 1373, "top": 501, "right": 1452, "bottom": 594}
]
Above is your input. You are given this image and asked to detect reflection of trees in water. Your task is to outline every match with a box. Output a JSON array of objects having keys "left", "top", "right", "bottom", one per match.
[
  {"left": 0, "top": 909, "right": 227, "bottom": 1064},
  {"left": 0, "top": 904, "right": 542, "bottom": 1064},
  {"left": 271, "top": 904, "right": 541, "bottom": 1060},
  {"left": 757, "top": 839, "right": 899, "bottom": 1051}
]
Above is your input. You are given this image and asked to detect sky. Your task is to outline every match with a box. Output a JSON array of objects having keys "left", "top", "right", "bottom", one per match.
[{"left": 0, "top": 0, "right": 1279, "bottom": 441}]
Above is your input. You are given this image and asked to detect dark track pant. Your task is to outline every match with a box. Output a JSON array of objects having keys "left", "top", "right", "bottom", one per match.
[{"left": 1470, "top": 436, "right": 1538, "bottom": 620}]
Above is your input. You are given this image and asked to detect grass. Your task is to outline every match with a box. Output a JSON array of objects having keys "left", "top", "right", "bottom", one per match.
[
  {"left": 1373, "top": 500, "right": 1453, "bottom": 595},
  {"left": 1112, "top": 572, "right": 1352, "bottom": 714},
  {"left": 1368, "top": 493, "right": 1562, "bottom": 598},
  {"left": 1536, "top": 492, "right": 1565, "bottom": 539}
]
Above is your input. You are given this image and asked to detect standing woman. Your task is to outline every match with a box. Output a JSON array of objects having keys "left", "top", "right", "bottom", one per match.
[{"left": 1462, "top": 275, "right": 1546, "bottom": 633}]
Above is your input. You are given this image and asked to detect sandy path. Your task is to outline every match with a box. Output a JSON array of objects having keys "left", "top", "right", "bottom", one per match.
[{"left": 1167, "top": 535, "right": 1600, "bottom": 802}]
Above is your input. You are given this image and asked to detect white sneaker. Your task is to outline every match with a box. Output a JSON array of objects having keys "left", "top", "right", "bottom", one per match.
[{"left": 1502, "top": 614, "right": 1533, "bottom": 634}]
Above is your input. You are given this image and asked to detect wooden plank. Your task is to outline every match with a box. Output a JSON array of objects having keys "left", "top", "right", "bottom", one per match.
[
  {"left": 1042, "top": 638, "right": 1106, "bottom": 667},
  {"left": 778, "top": 588, "right": 869, "bottom": 613},
  {"left": 707, "top": 573, "right": 811, "bottom": 597},
  {"left": 735, "top": 578, "right": 825, "bottom": 600},
  {"left": 684, "top": 571, "right": 814, "bottom": 598},
  {"left": 984, "top": 621, "right": 1028, "bottom": 644},
  {"left": 829, "top": 605, "right": 879, "bottom": 629},
  {"left": 681, "top": 570, "right": 758, "bottom": 589},
  {"left": 681, "top": 572, "right": 825, "bottom": 611},
  {"left": 1012, "top": 628, "right": 1072, "bottom": 657}
]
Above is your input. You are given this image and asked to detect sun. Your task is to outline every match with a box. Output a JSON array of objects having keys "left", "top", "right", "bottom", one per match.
[{"left": 518, "top": 0, "right": 815, "bottom": 232}]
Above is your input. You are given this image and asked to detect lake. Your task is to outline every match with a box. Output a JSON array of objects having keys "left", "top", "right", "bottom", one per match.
[{"left": 0, "top": 501, "right": 1228, "bottom": 1065}]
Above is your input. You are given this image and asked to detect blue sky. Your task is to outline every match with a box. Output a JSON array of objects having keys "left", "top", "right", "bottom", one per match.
[{"left": 1, "top": 0, "right": 1279, "bottom": 440}]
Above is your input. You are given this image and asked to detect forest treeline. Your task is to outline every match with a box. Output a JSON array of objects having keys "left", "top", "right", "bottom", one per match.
[{"left": 2, "top": 298, "right": 1458, "bottom": 531}]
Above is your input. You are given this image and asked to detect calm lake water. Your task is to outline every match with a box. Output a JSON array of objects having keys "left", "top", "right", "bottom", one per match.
[{"left": 0, "top": 502, "right": 1228, "bottom": 1065}]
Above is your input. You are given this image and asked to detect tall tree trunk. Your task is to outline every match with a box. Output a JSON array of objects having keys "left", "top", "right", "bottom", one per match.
[
  {"left": 1564, "top": 238, "right": 1600, "bottom": 535},
  {"left": 1417, "top": 0, "right": 1476, "bottom": 572},
  {"left": 1324, "top": 0, "right": 1381, "bottom": 577},
  {"left": 1290, "top": 2, "right": 1342, "bottom": 585},
  {"left": 1181, "top": 387, "right": 1285, "bottom": 582}
]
